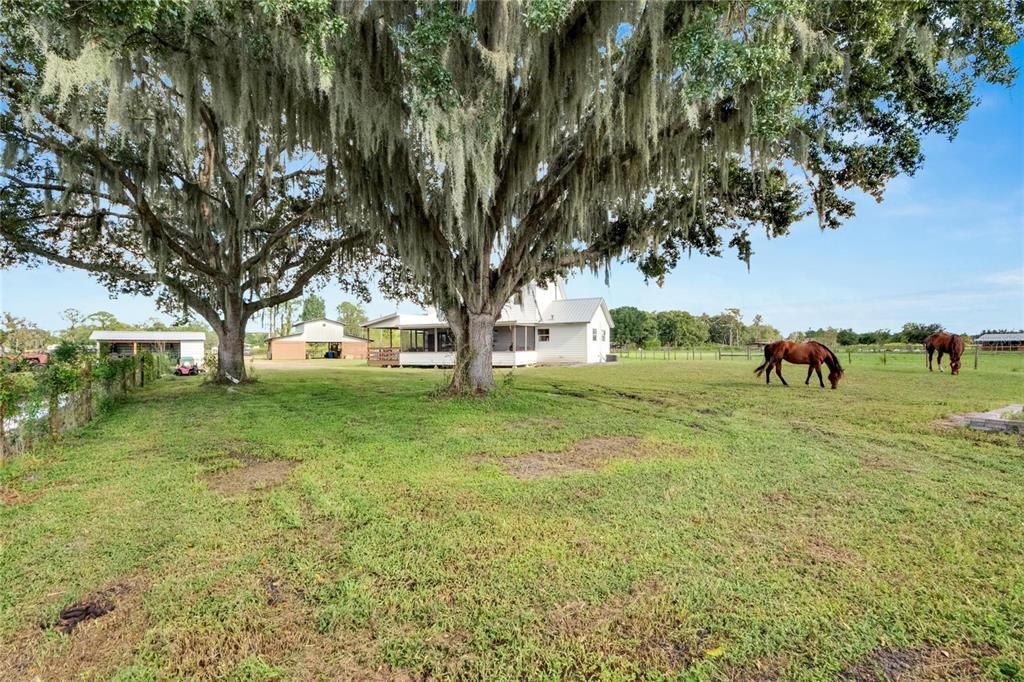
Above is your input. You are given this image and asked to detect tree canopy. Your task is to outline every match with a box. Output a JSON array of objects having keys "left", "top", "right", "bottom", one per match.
[
  {"left": 3, "top": 0, "right": 1020, "bottom": 391},
  {"left": 301, "top": 295, "right": 327, "bottom": 322},
  {"left": 336, "top": 301, "right": 368, "bottom": 337},
  {"left": 0, "top": 4, "right": 376, "bottom": 381}
]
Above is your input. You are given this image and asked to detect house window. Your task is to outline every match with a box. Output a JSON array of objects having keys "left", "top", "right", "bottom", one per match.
[
  {"left": 538, "top": 328, "right": 550, "bottom": 342},
  {"left": 592, "top": 328, "right": 597, "bottom": 341},
  {"left": 601, "top": 329, "right": 606, "bottom": 341},
  {"left": 513, "top": 292, "right": 523, "bottom": 306}
]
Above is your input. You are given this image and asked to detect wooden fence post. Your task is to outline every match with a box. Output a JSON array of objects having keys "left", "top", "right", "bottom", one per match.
[
  {"left": 48, "top": 387, "right": 59, "bottom": 441},
  {"left": 883, "top": 349, "right": 887, "bottom": 365},
  {"left": 974, "top": 345, "right": 979, "bottom": 370},
  {"left": 81, "top": 360, "right": 93, "bottom": 424}
]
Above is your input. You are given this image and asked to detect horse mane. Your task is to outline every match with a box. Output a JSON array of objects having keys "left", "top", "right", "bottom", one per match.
[
  {"left": 950, "top": 333, "right": 965, "bottom": 357},
  {"left": 809, "top": 341, "right": 843, "bottom": 374}
]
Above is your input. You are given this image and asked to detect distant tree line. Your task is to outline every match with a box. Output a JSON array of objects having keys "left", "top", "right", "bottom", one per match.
[
  {"left": 610, "top": 307, "right": 780, "bottom": 349},
  {"left": 609, "top": 311, "right": 985, "bottom": 349},
  {"left": 789, "top": 322, "right": 966, "bottom": 347}
]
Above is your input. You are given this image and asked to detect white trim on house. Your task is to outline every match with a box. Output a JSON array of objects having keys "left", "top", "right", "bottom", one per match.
[{"left": 363, "top": 278, "right": 614, "bottom": 367}]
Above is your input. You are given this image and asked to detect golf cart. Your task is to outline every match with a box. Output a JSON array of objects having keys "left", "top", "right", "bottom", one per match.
[{"left": 174, "top": 357, "right": 202, "bottom": 376}]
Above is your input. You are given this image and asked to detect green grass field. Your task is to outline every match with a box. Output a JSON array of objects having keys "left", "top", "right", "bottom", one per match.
[{"left": 1, "top": 355, "right": 1022, "bottom": 681}]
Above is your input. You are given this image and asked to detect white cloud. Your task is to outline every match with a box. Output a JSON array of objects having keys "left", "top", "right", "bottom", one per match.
[{"left": 981, "top": 268, "right": 1024, "bottom": 287}]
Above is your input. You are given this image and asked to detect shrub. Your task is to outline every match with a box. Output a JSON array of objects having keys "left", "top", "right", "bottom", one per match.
[{"left": 0, "top": 368, "right": 38, "bottom": 462}]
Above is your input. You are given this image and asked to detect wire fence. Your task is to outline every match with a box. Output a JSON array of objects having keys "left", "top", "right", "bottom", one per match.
[
  {"left": 613, "top": 344, "right": 1024, "bottom": 371},
  {"left": 1, "top": 351, "right": 174, "bottom": 464}
]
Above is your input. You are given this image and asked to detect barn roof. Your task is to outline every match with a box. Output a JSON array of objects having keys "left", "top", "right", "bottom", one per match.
[{"left": 975, "top": 332, "right": 1024, "bottom": 342}]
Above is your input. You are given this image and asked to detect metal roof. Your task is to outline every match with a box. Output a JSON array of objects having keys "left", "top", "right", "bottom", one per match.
[
  {"left": 362, "top": 311, "right": 442, "bottom": 329},
  {"left": 975, "top": 333, "right": 1024, "bottom": 342},
  {"left": 538, "top": 298, "right": 614, "bottom": 326},
  {"left": 363, "top": 297, "right": 614, "bottom": 329},
  {"left": 89, "top": 331, "right": 206, "bottom": 342}
]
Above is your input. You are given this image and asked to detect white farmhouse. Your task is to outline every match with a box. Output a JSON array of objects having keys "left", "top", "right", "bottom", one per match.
[{"left": 363, "top": 279, "right": 613, "bottom": 367}]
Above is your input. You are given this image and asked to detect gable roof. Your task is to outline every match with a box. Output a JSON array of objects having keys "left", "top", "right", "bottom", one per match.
[
  {"left": 271, "top": 318, "right": 367, "bottom": 343},
  {"left": 539, "top": 298, "right": 614, "bottom": 327},
  {"left": 362, "top": 311, "right": 442, "bottom": 329},
  {"left": 976, "top": 332, "right": 1024, "bottom": 342}
]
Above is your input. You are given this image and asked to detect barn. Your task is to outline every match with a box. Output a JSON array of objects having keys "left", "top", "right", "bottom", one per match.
[
  {"left": 268, "top": 319, "right": 368, "bottom": 360},
  {"left": 974, "top": 332, "right": 1024, "bottom": 351}
]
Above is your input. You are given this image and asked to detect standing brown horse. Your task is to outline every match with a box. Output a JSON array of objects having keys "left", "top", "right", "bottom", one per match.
[
  {"left": 754, "top": 341, "right": 844, "bottom": 389},
  {"left": 924, "top": 331, "right": 965, "bottom": 375}
]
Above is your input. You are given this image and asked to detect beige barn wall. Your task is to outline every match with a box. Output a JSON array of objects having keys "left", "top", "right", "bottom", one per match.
[{"left": 269, "top": 340, "right": 306, "bottom": 360}]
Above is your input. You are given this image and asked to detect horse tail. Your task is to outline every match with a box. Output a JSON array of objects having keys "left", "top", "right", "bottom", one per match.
[{"left": 754, "top": 344, "right": 773, "bottom": 376}]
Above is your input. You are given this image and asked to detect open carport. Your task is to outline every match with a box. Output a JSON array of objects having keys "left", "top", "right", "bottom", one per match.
[{"left": 89, "top": 330, "right": 206, "bottom": 365}]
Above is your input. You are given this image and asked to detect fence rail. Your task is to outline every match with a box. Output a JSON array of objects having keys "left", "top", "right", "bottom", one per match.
[{"left": 613, "top": 345, "right": 1023, "bottom": 371}]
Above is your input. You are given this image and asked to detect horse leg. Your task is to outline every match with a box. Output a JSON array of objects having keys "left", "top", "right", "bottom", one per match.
[
  {"left": 776, "top": 360, "right": 788, "bottom": 386},
  {"left": 927, "top": 347, "right": 933, "bottom": 371},
  {"left": 816, "top": 364, "right": 825, "bottom": 388},
  {"left": 805, "top": 365, "right": 814, "bottom": 385},
  {"left": 937, "top": 350, "right": 945, "bottom": 373}
]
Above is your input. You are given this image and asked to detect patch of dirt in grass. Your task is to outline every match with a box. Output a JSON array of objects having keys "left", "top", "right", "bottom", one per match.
[
  {"left": 495, "top": 436, "right": 682, "bottom": 480},
  {"left": 857, "top": 453, "right": 917, "bottom": 473},
  {"left": 724, "top": 656, "right": 787, "bottom": 681},
  {"left": 0, "top": 576, "right": 149, "bottom": 681},
  {"left": 0, "top": 486, "right": 42, "bottom": 506},
  {"left": 204, "top": 459, "right": 296, "bottom": 496},
  {"left": 763, "top": 490, "right": 795, "bottom": 506},
  {"left": 839, "top": 645, "right": 986, "bottom": 681},
  {"left": 546, "top": 578, "right": 708, "bottom": 674},
  {"left": 145, "top": 573, "right": 412, "bottom": 681},
  {"left": 802, "top": 536, "right": 863, "bottom": 567}
]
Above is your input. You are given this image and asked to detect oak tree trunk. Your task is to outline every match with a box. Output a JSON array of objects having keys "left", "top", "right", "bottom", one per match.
[
  {"left": 215, "top": 324, "right": 248, "bottom": 383},
  {"left": 206, "top": 292, "right": 251, "bottom": 384},
  {"left": 446, "top": 307, "right": 497, "bottom": 395}
]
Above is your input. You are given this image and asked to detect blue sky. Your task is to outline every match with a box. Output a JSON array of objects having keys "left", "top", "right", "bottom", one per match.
[{"left": 2, "top": 47, "right": 1022, "bottom": 336}]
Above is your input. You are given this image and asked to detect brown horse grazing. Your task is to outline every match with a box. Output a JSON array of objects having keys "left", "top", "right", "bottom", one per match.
[
  {"left": 924, "top": 331, "right": 965, "bottom": 375},
  {"left": 754, "top": 341, "right": 844, "bottom": 389}
]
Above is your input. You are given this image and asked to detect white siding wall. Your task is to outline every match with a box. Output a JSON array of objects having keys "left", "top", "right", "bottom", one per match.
[
  {"left": 398, "top": 351, "right": 537, "bottom": 367},
  {"left": 400, "top": 351, "right": 454, "bottom": 366},
  {"left": 180, "top": 340, "right": 206, "bottom": 365},
  {"left": 586, "top": 309, "right": 611, "bottom": 363},
  {"left": 536, "top": 323, "right": 588, "bottom": 364}
]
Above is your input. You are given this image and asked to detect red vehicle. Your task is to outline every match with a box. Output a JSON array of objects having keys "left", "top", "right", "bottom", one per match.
[
  {"left": 173, "top": 357, "right": 202, "bottom": 376},
  {"left": 20, "top": 352, "right": 49, "bottom": 366}
]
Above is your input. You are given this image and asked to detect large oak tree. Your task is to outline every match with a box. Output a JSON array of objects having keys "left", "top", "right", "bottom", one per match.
[
  {"left": 6, "top": 0, "right": 1020, "bottom": 392},
  {"left": 0, "top": 7, "right": 372, "bottom": 381}
]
